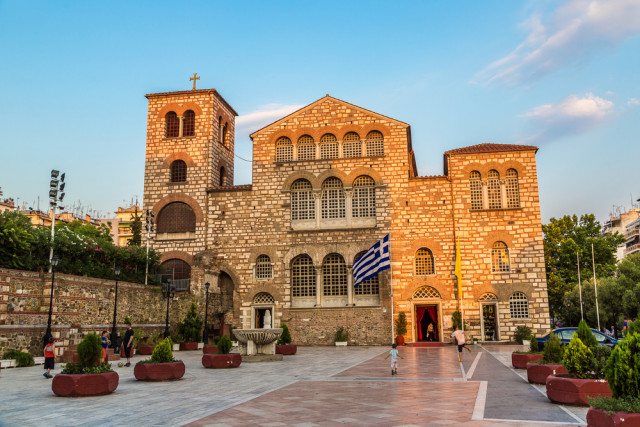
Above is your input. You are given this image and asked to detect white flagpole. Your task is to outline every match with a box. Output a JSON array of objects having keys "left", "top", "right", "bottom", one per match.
[
  {"left": 592, "top": 243, "right": 601, "bottom": 331},
  {"left": 389, "top": 234, "right": 395, "bottom": 345},
  {"left": 577, "top": 252, "right": 583, "bottom": 321}
]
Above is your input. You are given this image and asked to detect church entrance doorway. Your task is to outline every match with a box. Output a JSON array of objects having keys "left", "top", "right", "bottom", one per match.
[
  {"left": 415, "top": 304, "right": 440, "bottom": 342},
  {"left": 481, "top": 303, "right": 498, "bottom": 341},
  {"left": 251, "top": 292, "right": 275, "bottom": 329}
]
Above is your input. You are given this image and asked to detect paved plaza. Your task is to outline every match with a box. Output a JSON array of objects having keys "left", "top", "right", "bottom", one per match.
[{"left": 0, "top": 344, "right": 587, "bottom": 426}]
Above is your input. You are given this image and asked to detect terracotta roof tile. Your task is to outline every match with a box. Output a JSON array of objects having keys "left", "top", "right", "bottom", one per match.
[
  {"left": 207, "top": 185, "right": 253, "bottom": 193},
  {"left": 444, "top": 143, "right": 538, "bottom": 155}
]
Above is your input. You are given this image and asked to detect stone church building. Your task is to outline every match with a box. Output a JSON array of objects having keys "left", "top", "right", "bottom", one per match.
[{"left": 142, "top": 87, "right": 550, "bottom": 345}]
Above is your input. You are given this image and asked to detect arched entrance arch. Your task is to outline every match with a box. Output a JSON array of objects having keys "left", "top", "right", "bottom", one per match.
[
  {"left": 251, "top": 292, "right": 275, "bottom": 329},
  {"left": 410, "top": 286, "right": 443, "bottom": 343},
  {"left": 478, "top": 292, "right": 500, "bottom": 341}
]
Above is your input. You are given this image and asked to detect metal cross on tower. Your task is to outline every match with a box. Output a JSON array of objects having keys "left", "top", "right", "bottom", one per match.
[{"left": 190, "top": 73, "right": 200, "bottom": 90}]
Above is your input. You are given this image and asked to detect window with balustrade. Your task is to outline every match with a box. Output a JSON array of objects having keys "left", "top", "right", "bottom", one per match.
[
  {"left": 292, "top": 255, "right": 316, "bottom": 297},
  {"left": 297, "top": 135, "right": 315, "bottom": 160},
  {"left": 342, "top": 132, "right": 362, "bottom": 158},
  {"left": 491, "top": 241, "right": 510, "bottom": 272},
  {"left": 506, "top": 169, "right": 520, "bottom": 208},
  {"left": 255, "top": 254, "right": 273, "bottom": 279},
  {"left": 323, "top": 254, "right": 347, "bottom": 296},
  {"left": 170, "top": 160, "right": 187, "bottom": 183},
  {"left": 509, "top": 292, "right": 529, "bottom": 319},
  {"left": 487, "top": 170, "right": 502, "bottom": 209},
  {"left": 291, "top": 179, "right": 315, "bottom": 221},
  {"left": 365, "top": 131, "right": 384, "bottom": 156},
  {"left": 354, "top": 251, "right": 379, "bottom": 295},
  {"left": 414, "top": 248, "right": 435, "bottom": 275},
  {"left": 321, "top": 177, "right": 346, "bottom": 219},
  {"left": 183, "top": 110, "right": 195, "bottom": 137},
  {"left": 469, "top": 171, "right": 483, "bottom": 210},
  {"left": 165, "top": 112, "right": 179, "bottom": 138},
  {"left": 159, "top": 259, "right": 191, "bottom": 291},
  {"left": 352, "top": 176, "right": 376, "bottom": 218},
  {"left": 275, "top": 137, "right": 293, "bottom": 162},
  {"left": 157, "top": 202, "right": 196, "bottom": 233},
  {"left": 320, "top": 134, "right": 338, "bottom": 159}
]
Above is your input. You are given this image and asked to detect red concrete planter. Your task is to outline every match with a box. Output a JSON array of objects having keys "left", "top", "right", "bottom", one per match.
[
  {"left": 526, "top": 363, "right": 568, "bottom": 384},
  {"left": 133, "top": 361, "right": 185, "bottom": 381},
  {"left": 202, "top": 354, "right": 242, "bottom": 369},
  {"left": 137, "top": 345, "right": 155, "bottom": 355},
  {"left": 587, "top": 408, "right": 640, "bottom": 426},
  {"left": 396, "top": 335, "right": 405, "bottom": 346},
  {"left": 276, "top": 344, "right": 297, "bottom": 355},
  {"left": 52, "top": 371, "right": 119, "bottom": 397},
  {"left": 512, "top": 352, "right": 542, "bottom": 369},
  {"left": 202, "top": 345, "right": 218, "bottom": 354},
  {"left": 179, "top": 342, "right": 198, "bottom": 351},
  {"left": 546, "top": 375, "right": 612, "bottom": 406}
]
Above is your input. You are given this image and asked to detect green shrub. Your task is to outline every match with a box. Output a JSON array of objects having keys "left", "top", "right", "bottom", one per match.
[
  {"left": 150, "top": 331, "right": 164, "bottom": 345},
  {"left": 627, "top": 318, "right": 640, "bottom": 337},
  {"left": 2, "top": 349, "right": 21, "bottom": 359},
  {"left": 213, "top": 336, "right": 220, "bottom": 345},
  {"left": 217, "top": 335, "right": 232, "bottom": 354},
  {"left": 335, "top": 327, "right": 350, "bottom": 342},
  {"left": 589, "top": 396, "right": 640, "bottom": 414},
  {"left": 576, "top": 319, "right": 598, "bottom": 349},
  {"left": 590, "top": 344, "right": 611, "bottom": 379},
  {"left": 563, "top": 337, "right": 593, "bottom": 379},
  {"left": 3, "top": 349, "right": 35, "bottom": 367},
  {"left": 277, "top": 323, "right": 292, "bottom": 345},
  {"left": 76, "top": 333, "right": 102, "bottom": 368},
  {"left": 514, "top": 326, "right": 532, "bottom": 345},
  {"left": 451, "top": 310, "right": 466, "bottom": 331},
  {"left": 605, "top": 332, "right": 640, "bottom": 398},
  {"left": 177, "top": 303, "right": 204, "bottom": 343},
  {"left": 170, "top": 334, "right": 184, "bottom": 344},
  {"left": 543, "top": 334, "right": 564, "bottom": 364},
  {"left": 529, "top": 335, "right": 539, "bottom": 353},
  {"left": 124, "top": 315, "right": 132, "bottom": 325},
  {"left": 150, "top": 338, "right": 174, "bottom": 363},
  {"left": 62, "top": 362, "right": 112, "bottom": 374},
  {"left": 395, "top": 312, "right": 408, "bottom": 336}
]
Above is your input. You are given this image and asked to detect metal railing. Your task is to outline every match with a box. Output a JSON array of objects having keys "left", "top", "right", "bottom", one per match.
[
  {"left": 624, "top": 228, "right": 639, "bottom": 240},
  {"left": 155, "top": 275, "right": 191, "bottom": 292},
  {"left": 625, "top": 243, "right": 640, "bottom": 255}
]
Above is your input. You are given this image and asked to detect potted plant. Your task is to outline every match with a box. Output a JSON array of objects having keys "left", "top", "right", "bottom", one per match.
[
  {"left": 178, "top": 303, "right": 204, "bottom": 351},
  {"left": 276, "top": 323, "right": 297, "bottom": 355},
  {"left": 203, "top": 336, "right": 219, "bottom": 354},
  {"left": 527, "top": 333, "right": 567, "bottom": 384},
  {"left": 202, "top": 335, "right": 242, "bottom": 369},
  {"left": 512, "top": 334, "right": 543, "bottom": 369},
  {"left": 133, "top": 338, "right": 185, "bottom": 381},
  {"left": 137, "top": 331, "right": 163, "bottom": 356},
  {"left": 395, "top": 312, "right": 407, "bottom": 346},
  {"left": 2, "top": 349, "right": 34, "bottom": 368},
  {"left": 335, "top": 327, "right": 349, "bottom": 346},
  {"left": 587, "top": 322, "right": 640, "bottom": 426},
  {"left": 52, "top": 333, "right": 118, "bottom": 397},
  {"left": 514, "top": 325, "right": 532, "bottom": 345}
]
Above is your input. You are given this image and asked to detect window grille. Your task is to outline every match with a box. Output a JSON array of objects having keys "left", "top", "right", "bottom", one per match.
[
  {"left": 157, "top": 202, "right": 196, "bottom": 233},
  {"left": 509, "top": 292, "right": 529, "bottom": 319},
  {"left": 253, "top": 292, "right": 274, "bottom": 304},
  {"left": 255, "top": 255, "right": 273, "bottom": 279},
  {"left": 506, "top": 169, "right": 520, "bottom": 208},
  {"left": 170, "top": 160, "right": 187, "bottom": 183},
  {"left": 292, "top": 255, "right": 316, "bottom": 297},
  {"left": 469, "top": 171, "right": 483, "bottom": 210},
  {"left": 342, "top": 132, "right": 362, "bottom": 158},
  {"left": 354, "top": 251, "right": 379, "bottom": 295},
  {"left": 478, "top": 292, "right": 498, "bottom": 301},
  {"left": 321, "top": 177, "right": 346, "bottom": 219},
  {"left": 297, "top": 135, "right": 315, "bottom": 160},
  {"left": 323, "top": 254, "right": 347, "bottom": 296},
  {"left": 160, "top": 259, "right": 191, "bottom": 280},
  {"left": 365, "top": 131, "right": 384, "bottom": 156},
  {"left": 183, "top": 110, "right": 195, "bottom": 137},
  {"left": 412, "top": 286, "right": 441, "bottom": 299},
  {"left": 487, "top": 170, "right": 501, "bottom": 209},
  {"left": 491, "top": 241, "right": 510, "bottom": 272},
  {"left": 275, "top": 137, "right": 293, "bottom": 162},
  {"left": 291, "top": 179, "right": 315, "bottom": 221},
  {"left": 320, "top": 134, "right": 338, "bottom": 159},
  {"left": 352, "top": 176, "right": 376, "bottom": 218},
  {"left": 414, "top": 248, "right": 435, "bottom": 275},
  {"left": 219, "top": 167, "right": 226, "bottom": 186},
  {"left": 165, "top": 112, "right": 179, "bottom": 138}
]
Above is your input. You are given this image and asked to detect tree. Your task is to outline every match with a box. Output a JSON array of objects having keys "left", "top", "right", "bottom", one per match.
[
  {"left": 128, "top": 207, "right": 142, "bottom": 247},
  {"left": 542, "top": 214, "right": 624, "bottom": 320}
]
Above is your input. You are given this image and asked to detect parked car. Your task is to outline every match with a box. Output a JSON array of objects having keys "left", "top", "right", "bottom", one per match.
[{"left": 536, "top": 327, "right": 618, "bottom": 351}]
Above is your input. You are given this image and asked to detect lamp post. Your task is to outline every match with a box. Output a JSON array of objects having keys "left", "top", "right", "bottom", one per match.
[
  {"left": 163, "top": 280, "right": 176, "bottom": 338},
  {"left": 43, "top": 256, "right": 59, "bottom": 348},
  {"left": 110, "top": 266, "right": 121, "bottom": 351},
  {"left": 48, "top": 170, "right": 65, "bottom": 272},
  {"left": 202, "top": 282, "right": 210, "bottom": 344}
]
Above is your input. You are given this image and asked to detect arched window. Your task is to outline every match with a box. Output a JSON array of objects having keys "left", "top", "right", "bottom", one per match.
[
  {"left": 342, "top": 132, "right": 362, "bottom": 158},
  {"left": 275, "top": 137, "right": 293, "bottom": 162},
  {"left": 487, "top": 170, "right": 501, "bottom": 209},
  {"left": 297, "top": 135, "right": 315, "bottom": 161},
  {"left": 491, "top": 241, "right": 510, "bottom": 272},
  {"left": 183, "top": 110, "right": 195, "bottom": 137},
  {"left": 365, "top": 131, "right": 384, "bottom": 156},
  {"left": 219, "top": 166, "right": 226, "bottom": 186},
  {"left": 222, "top": 123, "right": 228, "bottom": 147},
  {"left": 469, "top": 171, "right": 483, "bottom": 210},
  {"left": 321, "top": 177, "right": 345, "bottom": 219},
  {"left": 255, "top": 255, "right": 272, "bottom": 279},
  {"left": 413, "top": 286, "right": 441, "bottom": 299},
  {"left": 352, "top": 176, "right": 376, "bottom": 218},
  {"left": 478, "top": 292, "right": 498, "bottom": 301},
  {"left": 292, "top": 255, "right": 316, "bottom": 297},
  {"left": 509, "top": 292, "right": 529, "bottom": 319},
  {"left": 218, "top": 117, "right": 223, "bottom": 143},
  {"left": 160, "top": 259, "right": 191, "bottom": 280},
  {"left": 157, "top": 202, "right": 196, "bottom": 233},
  {"left": 291, "top": 179, "right": 315, "bottom": 221},
  {"left": 165, "top": 112, "right": 179, "bottom": 138},
  {"left": 414, "top": 248, "right": 435, "bottom": 275},
  {"left": 320, "top": 134, "right": 338, "bottom": 159},
  {"left": 323, "top": 254, "right": 347, "bottom": 296},
  {"left": 506, "top": 169, "right": 520, "bottom": 208},
  {"left": 354, "top": 251, "right": 379, "bottom": 295},
  {"left": 253, "top": 292, "right": 274, "bottom": 304},
  {"left": 170, "top": 160, "right": 187, "bottom": 183}
]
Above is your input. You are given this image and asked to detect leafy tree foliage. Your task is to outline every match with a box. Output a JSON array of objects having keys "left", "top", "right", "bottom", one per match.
[
  {"left": 576, "top": 319, "right": 598, "bottom": 348},
  {"left": 542, "top": 334, "right": 563, "bottom": 364},
  {"left": 177, "top": 303, "right": 204, "bottom": 343},
  {"left": 128, "top": 208, "right": 142, "bottom": 247},
  {"left": 562, "top": 337, "right": 593, "bottom": 379}
]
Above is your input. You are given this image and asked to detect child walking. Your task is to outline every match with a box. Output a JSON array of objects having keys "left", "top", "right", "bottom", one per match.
[
  {"left": 385, "top": 343, "right": 403, "bottom": 375},
  {"left": 43, "top": 337, "right": 55, "bottom": 378},
  {"left": 100, "top": 330, "right": 109, "bottom": 363},
  {"left": 451, "top": 328, "right": 471, "bottom": 362}
]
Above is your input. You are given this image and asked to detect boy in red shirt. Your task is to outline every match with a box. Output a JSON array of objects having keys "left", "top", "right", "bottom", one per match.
[{"left": 43, "top": 337, "right": 55, "bottom": 378}]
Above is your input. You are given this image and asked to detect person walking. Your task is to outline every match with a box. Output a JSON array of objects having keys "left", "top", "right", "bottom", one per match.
[
  {"left": 451, "top": 328, "right": 471, "bottom": 362},
  {"left": 100, "top": 330, "right": 109, "bottom": 363},
  {"left": 122, "top": 321, "right": 134, "bottom": 367},
  {"left": 43, "top": 337, "right": 55, "bottom": 378},
  {"left": 384, "top": 343, "right": 403, "bottom": 375}
]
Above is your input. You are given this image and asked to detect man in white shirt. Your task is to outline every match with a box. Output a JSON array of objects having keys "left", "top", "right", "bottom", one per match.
[{"left": 451, "top": 328, "right": 471, "bottom": 362}]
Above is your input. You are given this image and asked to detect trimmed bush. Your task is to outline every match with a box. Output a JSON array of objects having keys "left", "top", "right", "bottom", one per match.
[
  {"left": 576, "top": 319, "right": 598, "bottom": 349},
  {"left": 3, "top": 349, "right": 35, "bottom": 367},
  {"left": 335, "top": 327, "right": 350, "bottom": 342},
  {"left": 150, "top": 338, "right": 174, "bottom": 363},
  {"left": 177, "top": 303, "right": 204, "bottom": 343},
  {"left": 590, "top": 344, "right": 611, "bottom": 380},
  {"left": 589, "top": 396, "right": 640, "bottom": 414},
  {"left": 514, "top": 326, "right": 532, "bottom": 345},
  {"left": 77, "top": 333, "right": 102, "bottom": 368},
  {"left": 3, "top": 349, "right": 21, "bottom": 359},
  {"left": 277, "top": 323, "right": 292, "bottom": 345},
  {"left": 605, "top": 332, "right": 640, "bottom": 398},
  {"left": 563, "top": 337, "right": 593, "bottom": 379},
  {"left": 451, "top": 310, "right": 466, "bottom": 331},
  {"left": 529, "top": 335, "right": 539, "bottom": 353},
  {"left": 627, "top": 318, "right": 640, "bottom": 337},
  {"left": 395, "top": 312, "right": 408, "bottom": 336},
  {"left": 217, "top": 335, "right": 232, "bottom": 354},
  {"left": 543, "top": 334, "right": 564, "bottom": 364}
]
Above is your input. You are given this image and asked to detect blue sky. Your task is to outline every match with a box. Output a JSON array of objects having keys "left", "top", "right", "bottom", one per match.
[{"left": 1, "top": 0, "right": 639, "bottom": 223}]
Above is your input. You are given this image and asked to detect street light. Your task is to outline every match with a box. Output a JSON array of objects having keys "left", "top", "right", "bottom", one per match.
[
  {"left": 48, "top": 169, "right": 66, "bottom": 272},
  {"left": 163, "top": 280, "right": 176, "bottom": 338},
  {"left": 202, "top": 282, "right": 210, "bottom": 344},
  {"left": 110, "top": 266, "right": 121, "bottom": 351},
  {"left": 43, "top": 256, "right": 59, "bottom": 348}
]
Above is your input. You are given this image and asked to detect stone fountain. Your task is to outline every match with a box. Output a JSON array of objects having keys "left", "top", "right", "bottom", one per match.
[{"left": 232, "top": 311, "right": 283, "bottom": 361}]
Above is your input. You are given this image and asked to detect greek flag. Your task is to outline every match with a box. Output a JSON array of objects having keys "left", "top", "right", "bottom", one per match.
[{"left": 353, "top": 234, "right": 390, "bottom": 287}]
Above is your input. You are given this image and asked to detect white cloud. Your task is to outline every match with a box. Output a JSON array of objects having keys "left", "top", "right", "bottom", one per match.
[
  {"left": 628, "top": 98, "right": 640, "bottom": 106},
  {"left": 520, "top": 93, "right": 615, "bottom": 143},
  {"left": 236, "top": 103, "right": 304, "bottom": 132},
  {"left": 475, "top": 0, "right": 640, "bottom": 86}
]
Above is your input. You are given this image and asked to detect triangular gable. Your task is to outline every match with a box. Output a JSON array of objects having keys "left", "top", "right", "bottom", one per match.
[{"left": 249, "top": 95, "right": 409, "bottom": 139}]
